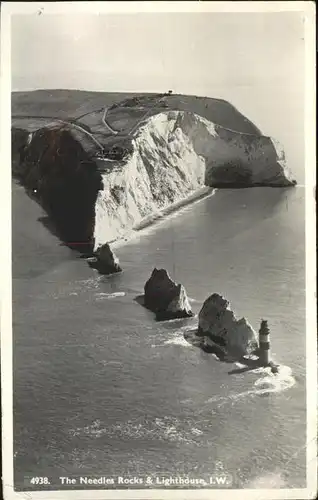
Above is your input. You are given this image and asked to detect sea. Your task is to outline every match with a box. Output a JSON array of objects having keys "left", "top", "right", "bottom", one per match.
[{"left": 12, "top": 171, "right": 308, "bottom": 490}]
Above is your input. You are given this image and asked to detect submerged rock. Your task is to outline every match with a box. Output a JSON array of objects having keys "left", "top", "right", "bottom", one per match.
[
  {"left": 197, "top": 293, "right": 258, "bottom": 357},
  {"left": 143, "top": 268, "right": 193, "bottom": 321},
  {"left": 88, "top": 243, "right": 122, "bottom": 275}
]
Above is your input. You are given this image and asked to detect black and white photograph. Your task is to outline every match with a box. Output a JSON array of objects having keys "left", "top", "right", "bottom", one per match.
[{"left": 1, "top": 2, "right": 316, "bottom": 499}]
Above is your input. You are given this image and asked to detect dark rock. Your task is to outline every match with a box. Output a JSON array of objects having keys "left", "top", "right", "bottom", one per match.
[
  {"left": 88, "top": 243, "right": 122, "bottom": 275},
  {"left": 110, "top": 185, "right": 125, "bottom": 204},
  {"left": 12, "top": 126, "right": 102, "bottom": 248},
  {"left": 143, "top": 268, "right": 193, "bottom": 321},
  {"left": 198, "top": 293, "right": 258, "bottom": 357},
  {"left": 269, "top": 361, "right": 280, "bottom": 374}
]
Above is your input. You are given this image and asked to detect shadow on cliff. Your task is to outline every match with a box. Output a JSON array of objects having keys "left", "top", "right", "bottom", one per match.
[
  {"left": 37, "top": 214, "right": 94, "bottom": 256},
  {"left": 12, "top": 180, "right": 84, "bottom": 279},
  {"left": 12, "top": 127, "right": 103, "bottom": 256},
  {"left": 205, "top": 154, "right": 296, "bottom": 189}
]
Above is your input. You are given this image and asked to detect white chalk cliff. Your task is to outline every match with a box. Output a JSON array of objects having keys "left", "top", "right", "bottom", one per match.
[
  {"left": 12, "top": 92, "right": 296, "bottom": 249},
  {"left": 94, "top": 110, "right": 295, "bottom": 248}
]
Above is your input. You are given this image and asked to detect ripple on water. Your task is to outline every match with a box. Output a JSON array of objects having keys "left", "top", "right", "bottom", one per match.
[
  {"left": 163, "top": 333, "right": 194, "bottom": 348},
  {"left": 68, "top": 417, "right": 204, "bottom": 446},
  {"left": 150, "top": 324, "right": 198, "bottom": 348}
]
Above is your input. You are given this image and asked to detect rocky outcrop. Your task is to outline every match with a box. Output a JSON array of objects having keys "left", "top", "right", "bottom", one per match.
[
  {"left": 142, "top": 268, "right": 193, "bottom": 321},
  {"left": 197, "top": 293, "right": 258, "bottom": 357},
  {"left": 88, "top": 243, "right": 122, "bottom": 275}
]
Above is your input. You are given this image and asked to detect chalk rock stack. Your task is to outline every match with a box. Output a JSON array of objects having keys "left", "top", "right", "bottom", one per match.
[
  {"left": 88, "top": 243, "right": 122, "bottom": 275},
  {"left": 143, "top": 268, "right": 193, "bottom": 321},
  {"left": 197, "top": 293, "right": 258, "bottom": 357}
]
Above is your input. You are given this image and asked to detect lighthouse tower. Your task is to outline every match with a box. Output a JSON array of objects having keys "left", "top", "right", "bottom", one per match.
[{"left": 258, "top": 319, "right": 271, "bottom": 365}]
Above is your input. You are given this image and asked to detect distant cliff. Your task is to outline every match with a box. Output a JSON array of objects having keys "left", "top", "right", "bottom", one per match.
[{"left": 11, "top": 91, "right": 296, "bottom": 249}]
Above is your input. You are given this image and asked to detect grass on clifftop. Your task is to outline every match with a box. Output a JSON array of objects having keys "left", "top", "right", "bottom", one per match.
[{"left": 12, "top": 89, "right": 262, "bottom": 136}]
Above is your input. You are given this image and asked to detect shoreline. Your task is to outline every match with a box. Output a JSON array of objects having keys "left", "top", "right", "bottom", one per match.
[
  {"left": 133, "top": 186, "right": 215, "bottom": 231},
  {"left": 110, "top": 186, "right": 216, "bottom": 250},
  {"left": 107, "top": 182, "right": 299, "bottom": 252}
]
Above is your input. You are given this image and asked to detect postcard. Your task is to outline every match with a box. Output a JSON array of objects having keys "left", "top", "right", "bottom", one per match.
[{"left": 1, "top": 2, "right": 316, "bottom": 499}]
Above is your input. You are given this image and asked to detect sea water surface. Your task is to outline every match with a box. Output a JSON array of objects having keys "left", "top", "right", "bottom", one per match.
[{"left": 13, "top": 183, "right": 306, "bottom": 490}]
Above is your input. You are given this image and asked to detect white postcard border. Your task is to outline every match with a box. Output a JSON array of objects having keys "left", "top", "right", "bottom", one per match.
[{"left": 1, "top": 2, "right": 316, "bottom": 500}]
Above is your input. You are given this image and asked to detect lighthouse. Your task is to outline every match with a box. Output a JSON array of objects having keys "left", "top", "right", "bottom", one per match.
[{"left": 258, "top": 319, "right": 271, "bottom": 365}]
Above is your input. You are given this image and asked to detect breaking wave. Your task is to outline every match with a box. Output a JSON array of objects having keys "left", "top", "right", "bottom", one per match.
[
  {"left": 95, "top": 292, "right": 126, "bottom": 300},
  {"left": 188, "top": 297, "right": 200, "bottom": 303},
  {"left": 206, "top": 364, "right": 296, "bottom": 406},
  {"left": 252, "top": 364, "right": 296, "bottom": 394},
  {"left": 164, "top": 333, "right": 194, "bottom": 347},
  {"left": 150, "top": 323, "right": 198, "bottom": 348}
]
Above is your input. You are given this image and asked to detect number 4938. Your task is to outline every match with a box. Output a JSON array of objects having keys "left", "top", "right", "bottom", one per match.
[{"left": 30, "top": 477, "right": 50, "bottom": 485}]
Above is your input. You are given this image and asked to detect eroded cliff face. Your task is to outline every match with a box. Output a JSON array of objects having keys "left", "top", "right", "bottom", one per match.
[
  {"left": 13, "top": 106, "right": 295, "bottom": 250},
  {"left": 94, "top": 110, "right": 295, "bottom": 247},
  {"left": 94, "top": 112, "right": 206, "bottom": 246}
]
